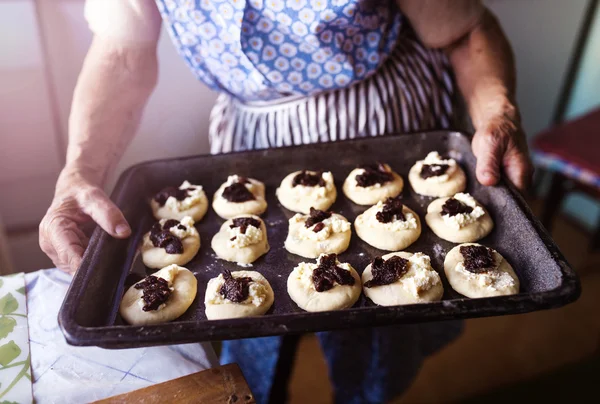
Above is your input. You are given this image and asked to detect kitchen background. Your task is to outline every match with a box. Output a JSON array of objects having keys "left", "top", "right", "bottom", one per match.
[{"left": 1, "top": 0, "right": 599, "bottom": 271}]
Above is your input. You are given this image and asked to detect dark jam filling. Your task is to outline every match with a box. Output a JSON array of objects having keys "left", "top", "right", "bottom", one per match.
[
  {"left": 305, "top": 207, "right": 332, "bottom": 231},
  {"left": 219, "top": 270, "right": 253, "bottom": 303},
  {"left": 460, "top": 245, "right": 495, "bottom": 273},
  {"left": 230, "top": 217, "right": 261, "bottom": 234},
  {"left": 292, "top": 170, "right": 326, "bottom": 187},
  {"left": 364, "top": 256, "right": 409, "bottom": 288},
  {"left": 376, "top": 196, "right": 406, "bottom": 223},
  {"left": 441, "top": 198, "right": 473, "bottom": 217},
  {"left": 222, "top": 182, "right": 255, "bottom": 203},
  {"left": 312, "top": 222, "right": 325, "bottom": 233},
  {"left": 153, "top": 186, "right": 189, "bottom": 207},
  {"left": 311, "top": 254, "right": 355, "bottom": 292},
  {"left": 134, "top": 275, "right": 172, "bottom": 311},
  {"left": 356, "top": 163, "right": 393, "bottom": 187},
  {"left": 149, "top": 220, "right": 184, "bottom": 254},
  {"left": 420, "top": 164, "right": 450, "bottom": 179}
]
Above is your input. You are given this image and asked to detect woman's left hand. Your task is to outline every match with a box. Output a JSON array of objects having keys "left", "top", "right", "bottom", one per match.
[{"left": 471, "top": 104, "right": 534, "bottom": 191}]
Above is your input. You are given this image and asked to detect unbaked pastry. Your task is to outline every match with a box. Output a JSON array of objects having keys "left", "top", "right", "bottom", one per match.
[
  {"left": 354, "top": 196, "right": 421, "bottom": 251},
  {"left": 276, "top": 170, "right": 337, "bottom": 214},
  {"left": 141, "top": 216, "right": 200, "bottom": 269},
  {"left": 284, "top": 208, "right": 352, "bottom": 258},
  {"left": 408, "top": 152, "right": 466, "bottom": 197},
  {"left": 362, "top": 252, "right": 443, "bottom": 306},
  {"left": 444, "top": 243, "right": 519, "bottom": 298},
  {"left": 287, "top": 253, "right": 361, "bottom": 312},
  {"left": 343, "top": 163, "right": 404, "bottom": 205},
  {"left": 211, "top": 215, "right": 269, "bottom": 265},
  {"left": 205, "top": 270, "right": 274, "bottom": 320},
  {"left": 426, "top": 193, "right": 493, "bottom": 243},
  {"left": 120, "top": 264, "right": 197, "bottom": 325},
  {"left": 212, "top": 175, "right": 267, "bottom": 219},
  {"left": 151, "top": 181, "right": 209, "bottom": 222}
]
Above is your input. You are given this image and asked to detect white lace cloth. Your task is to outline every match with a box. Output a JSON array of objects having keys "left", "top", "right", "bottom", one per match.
[{"left": 26, "top": 269, "right": 219, "bottom": 403}]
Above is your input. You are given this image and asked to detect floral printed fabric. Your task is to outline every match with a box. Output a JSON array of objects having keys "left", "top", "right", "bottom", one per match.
[
  {"left": 155, "top": 0, "right": 402, "bottom": 101},
  {"left": 0, "top": 273, "right": 32, "bottom": 404}
]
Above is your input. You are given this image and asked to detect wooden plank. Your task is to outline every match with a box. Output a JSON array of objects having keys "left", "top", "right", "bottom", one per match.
[{"left": 94, "top": 364, "right": 255, "bottom": 404}]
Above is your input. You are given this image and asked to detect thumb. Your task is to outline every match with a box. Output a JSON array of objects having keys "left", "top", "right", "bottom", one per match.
[
  {"left": 472, "top": 130, "right": 507, "bottom": 186},
  {"left": 77, "top": 187, "right": 131, "bottom": 238}
]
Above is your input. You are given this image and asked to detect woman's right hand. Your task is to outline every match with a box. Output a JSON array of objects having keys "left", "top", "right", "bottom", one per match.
[{"left": 39, "top": 167, "right": 131, "bottom": 274}]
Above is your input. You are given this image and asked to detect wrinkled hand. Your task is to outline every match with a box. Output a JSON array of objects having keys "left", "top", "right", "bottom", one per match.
[
  {"left": 471, "top": 104, "right": 533, "bottom": 191},
  {"left": 39, "top": 168, "right": 131, "bottom": 273}
]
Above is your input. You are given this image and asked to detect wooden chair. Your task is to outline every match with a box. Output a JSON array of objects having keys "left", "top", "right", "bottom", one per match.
[{"left": 532, "top": 107, "right": 600, "bottom": 250}]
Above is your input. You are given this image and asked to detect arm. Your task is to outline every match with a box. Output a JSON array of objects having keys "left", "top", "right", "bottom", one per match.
[
  {"left": 399, "top": 0, "right": 533, "bottom": 190},
  {"left": 39, "top": 36, "right": 159, "bottom": 272}
]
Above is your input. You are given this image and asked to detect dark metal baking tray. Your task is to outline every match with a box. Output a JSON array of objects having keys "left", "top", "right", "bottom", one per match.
[{"left": 58, "top": 131, "right": 580, "bottom": 348}]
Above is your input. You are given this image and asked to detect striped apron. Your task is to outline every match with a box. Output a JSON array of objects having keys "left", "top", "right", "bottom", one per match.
[
  {"left": 209, "top": 30, "right": 456, "bottom": 154},
  {"left": 215, "top": 29, "right": 464, "bottom": 404}
]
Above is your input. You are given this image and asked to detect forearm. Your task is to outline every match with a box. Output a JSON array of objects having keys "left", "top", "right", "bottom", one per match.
[
  {"left": 65, "top": 36, "right": 158, "bottom": 186},
  {"left": 446, "top": 9, "right": 518, "bottom": 129}
]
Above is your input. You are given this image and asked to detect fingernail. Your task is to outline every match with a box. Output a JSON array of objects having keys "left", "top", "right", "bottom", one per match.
[
  {"left": 483, "top": 171, "right": 496, "bottom": 181},
  {"left": 116, "top": 224, "right": 130, "bottom": 236}
]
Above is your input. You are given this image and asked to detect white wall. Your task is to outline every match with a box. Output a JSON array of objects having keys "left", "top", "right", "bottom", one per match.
[
  {"left": 0, "top": 0, "right": 63, "bottom": 230},
  {"left": 486, "top": 0, "right": 588, "bottom": 138},
  {"left": 566, "top": 2, "right": 600, "bottom": 120}
]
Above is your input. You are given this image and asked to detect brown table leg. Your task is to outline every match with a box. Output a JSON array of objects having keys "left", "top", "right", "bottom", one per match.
[
  {"left": 268, "top": 334, "right": 301, "bottom": 404},
  {"left": 541, "top": 172, "right": 569, "bottom": 233}
]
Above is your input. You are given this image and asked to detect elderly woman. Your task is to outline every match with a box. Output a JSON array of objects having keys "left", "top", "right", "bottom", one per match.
[{"left": 40, "top": 0, "right": 532, "bottom": 402}]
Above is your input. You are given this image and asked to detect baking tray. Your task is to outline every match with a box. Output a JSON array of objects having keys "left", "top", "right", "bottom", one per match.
[{"left": 58, "top": 131, "right": 580, "bottom": 348}]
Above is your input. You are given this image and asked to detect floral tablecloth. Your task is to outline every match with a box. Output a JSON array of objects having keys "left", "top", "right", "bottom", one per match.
[{"left": 0, "top": 273, "right": 31, "bottom": 403}]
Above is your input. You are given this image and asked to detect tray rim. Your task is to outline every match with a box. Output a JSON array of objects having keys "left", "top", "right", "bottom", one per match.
[{"left": 58, "top": 130, "right": 581, "bottom": 348}]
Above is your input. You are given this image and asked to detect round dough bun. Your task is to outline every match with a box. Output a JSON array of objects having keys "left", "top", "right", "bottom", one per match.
[
  {"left": 425, "top": 197, "right": 494, "bottom": 243},
  {"left": 284, "top": 213, "right": 351, "bottom": 259},
  {"left": 408, "top": 161, "right": 466, "bottom": 197},
  {"left": 141, "top": 229, "right": 200, "bottom": 270},
  {"left": 276, "top": 171, "right": 337, "bottom": 214},
  {"left": 342, "top": 166, "right": 404, "bottom": 205},
  {"left": 444, "top": 243, "right": 520, "bottom": 298},
  {"left": 212, "top": 177, "right": 267, "bottom": 219},
  {"left": 151, "top": 196, "right": 208, "bottom": 222},
  {"left": 205, "top": 270, "right": 274, "bottom": 320},
  {"left": 211, "top": 215, "right": 269, "bottom": 264},
  {"left": 362, "top": 252, "right": 443, "bottom": 306},
  {"left": 287, "top": 257, "right": 361, "bottom": 312},
  {"left": 354, "top": 204, "right": 421, "bottom": 251},
  {"left": 120, "top": 265, "right": 197, "bottom": 325}
]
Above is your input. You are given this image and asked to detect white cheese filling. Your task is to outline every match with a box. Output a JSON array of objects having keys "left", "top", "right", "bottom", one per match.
[
  {"left": 441, "top": 193, "right": 485, "bottom": 230},
  {"left": 292, "top": 213, "right": 351, "bottom": 241},
  {"left": 398, "top": 253, "right": 441, "bottom": 298},
  {"left": 455, "top": 252, "right": 515, "bottom": 291},
  {"left": 415, "top": 151, "right": 457, "bottom": 183},
  {"left": 165, "top": 180, "right": 205, "bottom": 212},
  {"left": 363, "top": 201, "right": 418, "bottom": 231},
  {"left": 205, "top": 273, "right": 267, "bottom": 306},
  {"left": 293, "top": 254, "right": 353, "bottom": 291},
  {"left": 290, "top": 171, "right": 335, "bottom": 199},
  {"left": 166, "top": 216, "right": 197, "bottom": 239},
  {"left": 227, "top": 222, "right": 263, "bottom": 248}
]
